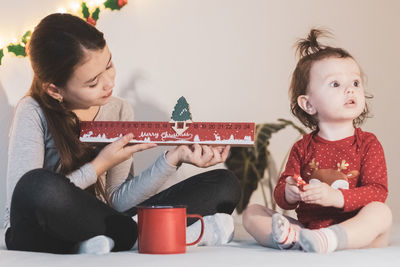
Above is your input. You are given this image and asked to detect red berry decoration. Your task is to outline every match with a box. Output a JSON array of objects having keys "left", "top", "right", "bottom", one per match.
[
  {"left": 87, "top": 17, "right": 96, "bottom": 26},
  {"left": 118, "top": 0, "right": 128, "bottom": 7}
]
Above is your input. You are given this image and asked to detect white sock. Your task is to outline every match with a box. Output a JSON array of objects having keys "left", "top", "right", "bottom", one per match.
[
  {"left": 271, "top": 213, "right": 300, "bottom": 250},
  {"left": 186, "top": 213, "right": 234, "bottom": 246},
  {"left": 131, "top": 239, "right": 138, "bottom": 251},
  {"left": 299, "top": 227, "right": 339, "bottom": 253},
  {"left": 77, "top": 235, "right": 115, "bottom": 255},
  {"left": 130, "top": 215, "right": 138, "bottom": 250}
]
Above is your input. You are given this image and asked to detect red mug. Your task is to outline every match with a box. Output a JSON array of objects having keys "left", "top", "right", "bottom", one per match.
[{"left": 137, "top": 205, "right": 204, "bottom": 254}]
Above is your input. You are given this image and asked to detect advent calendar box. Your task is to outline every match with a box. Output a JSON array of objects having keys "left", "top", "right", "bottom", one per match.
[
  {"left": 79, "top": 121, "right": 255, "bottom": 146},
  {"left": 79, "top": 96, "right": 255, "bottom": 146}
]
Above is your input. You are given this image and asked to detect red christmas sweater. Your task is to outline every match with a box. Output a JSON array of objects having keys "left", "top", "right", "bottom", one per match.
[{"left": 274, "top": 128, "right": 388, "bottom": 229}]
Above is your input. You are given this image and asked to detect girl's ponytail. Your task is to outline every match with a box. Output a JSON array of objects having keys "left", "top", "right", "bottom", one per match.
[{"left": 295, "top": 28, "right": 330, "bottom": 58}]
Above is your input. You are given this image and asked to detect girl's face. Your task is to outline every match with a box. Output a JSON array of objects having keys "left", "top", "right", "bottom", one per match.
[
  {"left": 62, "top": 45, "right": 115, "bottom": 110},
  {"left": 303, "top": 57, "right": 365, "bottom": 125}
]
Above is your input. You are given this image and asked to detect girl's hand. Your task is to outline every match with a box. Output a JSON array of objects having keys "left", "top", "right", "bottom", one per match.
[
  {"left": 284, "top": 176, "right": 302, "bottom": 204},
  {"left": 91, "top": 133, "right": 157, "bottom": 175},
  {"left": 300, "top": 182, "right": 344, "bottom": 208},
  {"left": 166, "top": 144, "right": 230, "bottom": 168}
]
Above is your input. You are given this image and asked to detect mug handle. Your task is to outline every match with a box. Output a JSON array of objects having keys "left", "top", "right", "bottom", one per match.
[{"left": 186, "top": 214, "right": 204, "bottom": 246}]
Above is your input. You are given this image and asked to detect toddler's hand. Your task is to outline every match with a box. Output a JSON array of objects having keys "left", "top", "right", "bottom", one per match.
[
  {"left": 300, "top": 182, "right": 344, "bottom": 208},
  {"left": 284, "top": 176, "right": 302, "bottom": 204}
]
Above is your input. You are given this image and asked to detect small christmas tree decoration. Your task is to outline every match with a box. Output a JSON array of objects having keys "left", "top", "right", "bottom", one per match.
[
  {"left": 171, "top": 96, "right": 192, "bottom": 121},
  {"left": 170, "top": 96, "right": 193, "bottom": 135}
]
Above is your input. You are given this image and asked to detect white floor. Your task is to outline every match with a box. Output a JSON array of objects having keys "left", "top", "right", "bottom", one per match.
[{"left": 1, "top": 222, "right": 400, "bottom": 267}]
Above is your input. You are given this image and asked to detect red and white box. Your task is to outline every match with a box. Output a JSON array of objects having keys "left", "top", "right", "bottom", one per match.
[{"left": 79, "top": 121, "right": 255, "bottom": 147}]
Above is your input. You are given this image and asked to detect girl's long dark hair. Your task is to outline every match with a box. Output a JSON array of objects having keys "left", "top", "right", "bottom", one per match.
[{"left": 27, "top": 13, "right": 108, "bottom": 202}]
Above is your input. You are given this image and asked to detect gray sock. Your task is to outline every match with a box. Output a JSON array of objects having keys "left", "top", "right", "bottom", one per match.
[
  {"left": 328, "top": 224, "right": 348, "bottom": 251},
  {"left": 299, "top": 224, "right": 348, "bottom": 253},
  {"left": 271, "top": 213, "right": 300, "bottom": 250}
]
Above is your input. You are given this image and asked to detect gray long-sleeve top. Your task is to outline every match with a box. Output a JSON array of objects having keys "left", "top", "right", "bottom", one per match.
[{"left": 5, "top": 96, "right": 177, "bottom": 229}]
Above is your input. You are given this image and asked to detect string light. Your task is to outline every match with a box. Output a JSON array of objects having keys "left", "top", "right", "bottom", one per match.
[
  {"left": 95, "top": 0, "right": 107, "bottom": 10},
  {"left": 57, "top": 7, "right": 67, "bottom": 13},
  {"left": 0, "top": 0, "right": 128, "bottom": 66},
  {"left": 86, "top": 0, "right": 96, "bottom": 9},
  {"left": 95, "top": 0, "right": 106, "bottom": 5},
  {"left": 70, "top": 2, "right": 81, "bottom": 13}
]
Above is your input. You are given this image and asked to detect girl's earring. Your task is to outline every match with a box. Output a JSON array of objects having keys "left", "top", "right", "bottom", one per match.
[{"left": 57, "top": 96, "right": 63, "bottom": 103}]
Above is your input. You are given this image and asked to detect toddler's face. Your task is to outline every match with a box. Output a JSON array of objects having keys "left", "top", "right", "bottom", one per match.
[{"left": 306, "top": 57, "right": 365, "bottom": 125}]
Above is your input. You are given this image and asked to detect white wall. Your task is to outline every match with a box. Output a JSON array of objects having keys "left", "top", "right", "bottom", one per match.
[{"left": 1, "top": 0, "right": 399, "bottom": 224}]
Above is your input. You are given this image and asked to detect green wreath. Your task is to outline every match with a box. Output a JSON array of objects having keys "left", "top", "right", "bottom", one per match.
[{"left": 0, "top": 0, "right": 128, "bottom": 66}]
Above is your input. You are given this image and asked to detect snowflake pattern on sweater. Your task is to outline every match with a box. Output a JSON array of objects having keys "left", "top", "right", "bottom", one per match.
[{"left": 274, "top": 128, "right": 388, "bottom": 229}]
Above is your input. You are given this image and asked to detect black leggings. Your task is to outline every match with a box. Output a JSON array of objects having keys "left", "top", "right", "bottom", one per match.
[{"left": 5, "top": 168, "right": 240, "bottom": 254}]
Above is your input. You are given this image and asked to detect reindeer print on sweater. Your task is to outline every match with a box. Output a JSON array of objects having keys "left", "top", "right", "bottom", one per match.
[{"left": 305, "top": 158, "right": 359, "bottom": 189}]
